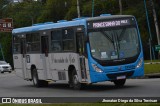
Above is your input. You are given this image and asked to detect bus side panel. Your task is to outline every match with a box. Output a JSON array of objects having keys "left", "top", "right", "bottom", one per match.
[
  {"left": 13, "top": 54, "right": 25, "bottom": 78},
  {"left": 131, "top": 53, "right": 144, "bottom": 78},
  {"left": 49, "top": 53, "right": 81, "bottom": 82},
  {"left": 26, "top": 54, "right": 45, "bottom": 80}
]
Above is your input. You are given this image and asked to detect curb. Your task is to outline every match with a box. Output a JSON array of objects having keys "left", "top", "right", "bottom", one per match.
[
  {"left": 144, "top": 62, "right": 160, "bottom": 64},
  {"left": 144, "top": 73, "right": 160, "bottom": 78}
]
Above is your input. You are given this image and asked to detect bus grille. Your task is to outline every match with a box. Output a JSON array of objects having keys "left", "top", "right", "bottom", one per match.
[{"left": 106, "top": 71, "right": 134, "bottom": 80}]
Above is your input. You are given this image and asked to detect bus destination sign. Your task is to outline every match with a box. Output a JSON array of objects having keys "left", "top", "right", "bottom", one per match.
[{"left": 88, "top": 18, "right": 135, "bottom": 29}]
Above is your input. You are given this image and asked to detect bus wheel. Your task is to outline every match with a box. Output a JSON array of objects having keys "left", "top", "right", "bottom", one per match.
[
  {"left": 113, "top": 79, "right": 126, "bottom": 87},
  {"left": 32, "top": 68, "right": 48, "bottom": 87},
  {"left": 32, "top": 68, "right": 40, "bottom": 87},
  {"left": 72, "top": 70, "right": 81, "bottom": 90}
]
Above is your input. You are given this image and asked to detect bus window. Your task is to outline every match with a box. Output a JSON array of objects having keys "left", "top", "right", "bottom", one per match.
[
  {"left": 26, "top": 33, "right": 40, "bottom": 52},
  {"left": 13, "top": 36, "right": 21, "bottom": 53},
  {"left": 62, "top": 28, "right": 75, "bottom": 51},
  {"left": 20, "top": 39, "right": 26, "bottom": 57},
  {"left": 51, "top": 30, "right": 62, "bottom": 52},
  {"left": 41, "top": 36, "right": 49, "bottom": 56},
  {"left": 76, "top": 33, "right": 84, "bottom": 55}
]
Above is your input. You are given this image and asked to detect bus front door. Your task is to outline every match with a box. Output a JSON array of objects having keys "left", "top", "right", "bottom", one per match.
[
  {"left": 76, "top": 32, "right": 87, "bottom": 82},
  {"left": 41, "top": 36, "right": 50, "bottom": 80}
]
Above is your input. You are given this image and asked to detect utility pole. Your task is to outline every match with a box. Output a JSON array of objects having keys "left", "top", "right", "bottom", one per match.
[
  {"left": 119, "top": 0, "right": 122, "bottom": 15},
  {"left": 150, "top": 0, "right": 160, "bottom": 45},
  {"left": 92, "top": 0, "right": 94, "bottom": 17},
  {"left": 144, "top": 0, "right": 153, "bottom": 61},
  {"left": 77, "top": 0, "right": 80, "bottom": 18},
  {"left": 150, "top": 0, "right": 160, "bottom": 59}
]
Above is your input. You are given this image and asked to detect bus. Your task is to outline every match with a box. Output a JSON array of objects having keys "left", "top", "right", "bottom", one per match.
[{"left": 12, "top": 15, "right": 144, "bottom": 89}]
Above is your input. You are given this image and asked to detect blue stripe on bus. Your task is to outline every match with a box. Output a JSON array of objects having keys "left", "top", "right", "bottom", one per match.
[{"left": 12, "top": 19, "right": 87, "bottom": 34}]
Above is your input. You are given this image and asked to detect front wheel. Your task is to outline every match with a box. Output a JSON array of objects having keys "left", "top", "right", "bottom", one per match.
[
  {"left": 113, "top": 79, "right": 126, "bottom": 87},
  {"left": 72, "top": 70, "right": 81, "bottom": 90}
]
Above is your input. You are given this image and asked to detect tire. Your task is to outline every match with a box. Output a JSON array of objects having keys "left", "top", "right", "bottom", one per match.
[
  {"left": 71, "top": 70, "right": 81, "bottom": 90},
  {"left": 113, "top": 79, "right": 126, "bottom": 87},
  {"left": 32, "top": 68, "right": 48, "bottom": 87},
  {"left": 32, "top": 68, "right": 40, "bottom": 87}
]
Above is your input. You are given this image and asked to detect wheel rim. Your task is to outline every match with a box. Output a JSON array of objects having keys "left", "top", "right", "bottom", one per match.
[
  {"left": 73, "top": 75, "right": 79, "bottom": 85},
  {"left": 33, "top": 72, "right": 37, "bottom": 85}
]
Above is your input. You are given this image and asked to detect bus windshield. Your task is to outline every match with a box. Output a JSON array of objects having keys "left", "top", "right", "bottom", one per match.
[{"left": 89, "top": 27, "right": 140, "bottom": 61}]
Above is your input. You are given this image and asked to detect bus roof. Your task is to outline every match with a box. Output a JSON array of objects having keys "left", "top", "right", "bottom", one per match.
[
  {"left": 12, "top": 15, "right": 134, "bottom": 34},
  {"left": 12, "top": 19, "right": 87, "bottom": 34}
]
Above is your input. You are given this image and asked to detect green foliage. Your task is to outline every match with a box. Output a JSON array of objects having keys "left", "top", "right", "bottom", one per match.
[
  {"left": 0, "top": 32, "right": 12, "bottom": 65},
  {"left": 38, "top": 0, "right": 71, "bottom": 22},
  {"left": 0, "top": 0, "right": 160, "bottom": 65},
  {"left": 65, "top": 6, "right": 77, "bottom": 20}
]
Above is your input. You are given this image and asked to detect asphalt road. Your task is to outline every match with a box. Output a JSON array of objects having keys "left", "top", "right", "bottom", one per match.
[{"left": 0, "top": 72, "right": 160, "bottom": 97}]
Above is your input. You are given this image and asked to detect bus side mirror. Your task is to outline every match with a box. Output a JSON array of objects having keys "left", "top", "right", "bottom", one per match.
[{"left": 84, "top": 36, "right": 89, "bottom": 43}]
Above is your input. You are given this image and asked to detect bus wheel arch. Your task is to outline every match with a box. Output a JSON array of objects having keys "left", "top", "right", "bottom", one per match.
[
  {"left": 31, "top": 65, "right": 36, "bottom": 75},
  {"left": 31, "top": 65, "right": 48, "bottom": 87}
]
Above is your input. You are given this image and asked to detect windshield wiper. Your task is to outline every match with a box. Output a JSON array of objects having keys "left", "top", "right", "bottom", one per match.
[
  {"left": 100, "top": 31, "right": 114, "bottom": 43},
  {"left": 118, "top": 28, "right": 126, "bottom": 41},
  {"left": 114, "top": 28, "right": 126, "bottom": 50}
]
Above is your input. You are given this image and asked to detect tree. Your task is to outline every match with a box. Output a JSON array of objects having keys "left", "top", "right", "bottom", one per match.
[{"left": 38, "top": 0, "right": 71, "bottom": 22}]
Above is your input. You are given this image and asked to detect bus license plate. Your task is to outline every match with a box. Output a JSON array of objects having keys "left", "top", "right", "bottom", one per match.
[{"left": 117, "top": 75, "right": 126, "bottom": 80}]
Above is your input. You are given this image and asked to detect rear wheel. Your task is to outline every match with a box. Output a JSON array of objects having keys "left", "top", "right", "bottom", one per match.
[
  {"left": 32, "top": 68, "right": 48, "bottom": 87},
  {"left": 113, "top": 79, "right": 126, "bottom": 87}
]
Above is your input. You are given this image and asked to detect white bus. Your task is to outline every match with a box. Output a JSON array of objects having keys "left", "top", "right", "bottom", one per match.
[{"left": 12, "top": 15, "right": 144, "bottom": 89}]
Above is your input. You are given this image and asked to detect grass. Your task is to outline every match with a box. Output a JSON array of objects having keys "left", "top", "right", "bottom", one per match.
[
  {"left": 144, "top": 60, "right": 160, "bottom": 74},
  {"left": 0, "top": 103, "right": 160, "bottom": 106},
  {"left": 144, "top": 64, "right": 160, "bottom": 74}
]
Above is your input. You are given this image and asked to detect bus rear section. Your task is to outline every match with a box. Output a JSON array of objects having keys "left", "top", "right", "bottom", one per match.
[{"left": 86, "top": 15, "right": 144, "bottom": 86}]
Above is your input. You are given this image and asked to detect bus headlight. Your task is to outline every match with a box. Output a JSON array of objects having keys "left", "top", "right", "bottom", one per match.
[
  {"left": 136, "top": 58, "right": 143, "bottom": 68},
  {"left": 92, "top": 64, "right": 103, "bottom": 73}
]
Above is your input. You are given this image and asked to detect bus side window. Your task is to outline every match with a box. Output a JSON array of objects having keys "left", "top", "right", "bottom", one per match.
[
  {"left": 41, "top": 36, "right": 49, "bottom": 54},
  {"left": 62, "top": 28, "right": 75, "bottom": 51},
  {"left": 51, "top": 30, "right": 62, "bottom": 52},
  {"left": 13, "top": 36, "right": 21, "bottom": 53},
  {"left": 26, "top": 33, "right": 40, "bottom": 52}
]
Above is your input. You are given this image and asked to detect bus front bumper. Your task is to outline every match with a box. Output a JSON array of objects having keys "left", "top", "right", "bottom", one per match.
[{"left": 89, "top": 67, "right": 144, "bottom": 83}]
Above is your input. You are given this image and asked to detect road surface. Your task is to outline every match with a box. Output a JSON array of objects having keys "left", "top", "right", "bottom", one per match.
[{"left": 0, "top": 72, "right": 160, "bottom": 97}]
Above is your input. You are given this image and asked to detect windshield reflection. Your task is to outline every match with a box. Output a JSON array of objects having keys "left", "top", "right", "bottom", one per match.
[{"left": 89, "top": 27, "right": 139, "bottom": 61}]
